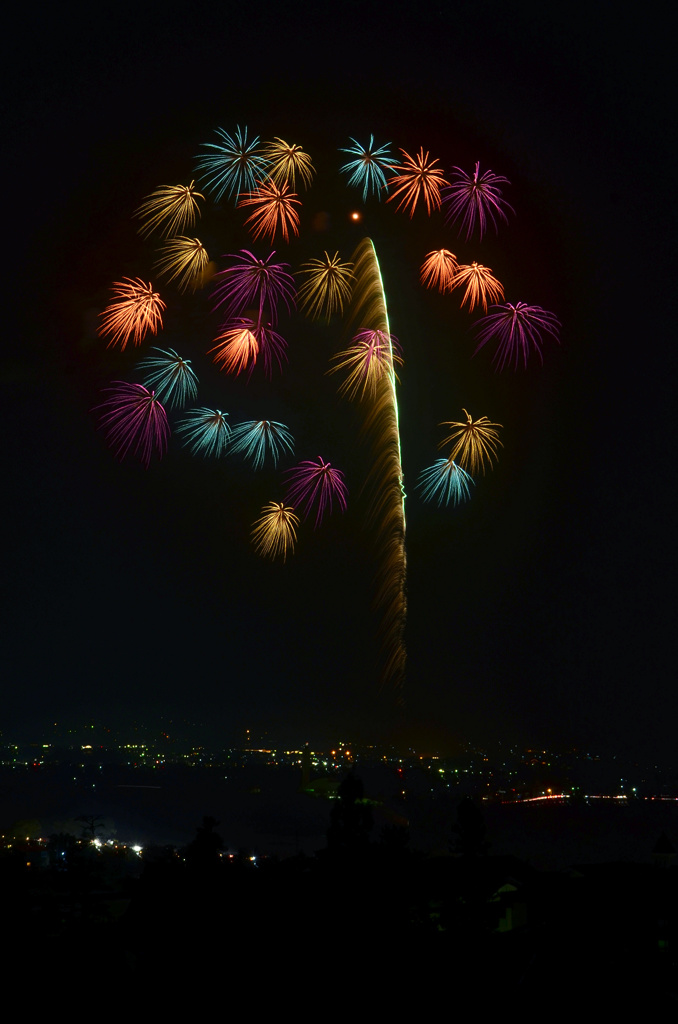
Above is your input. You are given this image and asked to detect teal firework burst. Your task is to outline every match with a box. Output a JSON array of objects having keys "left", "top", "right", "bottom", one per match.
[
  {"left": 138, "top": 347, "right": 198, "bottom": 409},
  {"left": 177, "top": 408, "right": 231, "bottom": 457},
  {"left": 417, "top": 458, "right": 474, "bottom": 507},
  {"left": 229, "top": 420, "right": 294, "bottom": 470},
  {"left": 339, "top": 136, "right": 398, "bottom": 202},
  {"left": 195, "top": 126, "right": 269, "bottom": 203}
]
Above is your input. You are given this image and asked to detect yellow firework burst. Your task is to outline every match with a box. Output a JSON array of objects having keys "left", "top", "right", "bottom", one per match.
[
  {"left": 251, "top": 502, "right": 300, "bottom": 561},
  {"left": 450, "top": 261, "right": 504, "bottom": 313},
  {"left": 262, "top": 138, "right": 315, "bottom": 190},
  {"left": 420, "top": 249, "right": 458, "bottom": 293},
  {"left": 238, "top": 178, "right": 301, "bottom": 243},
  {"left": 438, "top": 409, "right": 503, "bottom": 475},
  {"left": 155, "top": 237, "right": 209, "bottom": 293},
  {"left": 329, "top": 329, "right": 402, "bottom": 401},
  {"left": 134, "top": 182, "right": 204, "bottom": 239},
  {"left": 298, "top": 252, "right": 354, "bottom": 320},
  {"left": 98, "top": 277, "right": 166, "bottom": 350}
]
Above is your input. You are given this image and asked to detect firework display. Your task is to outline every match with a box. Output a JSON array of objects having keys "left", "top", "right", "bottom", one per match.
[
  {"left": 177, "top": 408, "right": 231, "bottom": 457},
  {"left": 134, "top": 182, "right": 204, "bottom": 239},
  {"left": 138, "top": 347, "right": 199, "bottom": 408},
  {"left": 251, "top": 502, "right": 300, "bottom": 561},
  {"left": 94, "top": 122, "right": 561, "bottom": 694},
  {"left": 99, "top": 278, "right": 166, "bottom": 351},
  {"left": 339, "top": 136, "right": 397, "bottom": 201},
  {"left": 285, "top": 457, "right": 348, "bottom": 527},
  {"left": 387, "top": 147, "right": 448, "bottom": 217},
  {"left": 417, "top": 458, "right": 474, "bottom": 507},
  {"left": 298, "top": 252, "right": 354, "bottom": 320},
  {"left": 443, "top": 162, "right": 514, "bottom": 240},
  {"left": 96, "top": 382, "right": 169, "bottom": 468},
  {"left": 473, "top": 302, "right": 561, "bottom": 370},
  {"left": 438, "top": 410, "right": 503, "bottom": 476},
  {"left": 155, "top": 237, "right": 209, "bottom": 294}
]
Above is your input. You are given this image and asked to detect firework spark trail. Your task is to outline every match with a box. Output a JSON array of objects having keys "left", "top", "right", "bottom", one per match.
[{"left": 343, "top": 238, "right": 407, "bottom": 696}]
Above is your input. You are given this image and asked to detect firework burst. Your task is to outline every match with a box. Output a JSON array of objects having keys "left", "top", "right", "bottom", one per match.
[
  {"left": 298, "top": 252, "right": 354, "bottom": 320},
  {"left": 438, "top": 409, "right": 503, "bottom": 476},
  {"left": 473, "top": 302, "right": 561, "bottom": 370},
  {"left": 330, "top": 328, "right": 402, "bottom": 401},
  {"left": 420, "top": 249, "right": 459, "bottom": 293},
  {"left": 212, "top": 250, "right": 296, "bottom": 324},
  {"left": 98, "top": 278, "right": 166, "bottom": 351},
  {"left": 262, "top": 138, "right": 315, "bottom": 190},
  {"left": 230, "top": 420, "right": 294, "bottom": 470},
  {"left": 451, "top": 262, "right": 504, "bottom": 313},
  {"left": 251, "top": 502, "right": 300, "bottom": 562},
  {"left": 137, "top": 347, "right": 198, "bottom": 408},
  {"left": 208, "top": 321, "right": 259, "bottom": 377},
  {"left": 339, "top": 135, "right": 397, "bottom": 201},
  {"left": 417, "top": 458, "right": 474, "bottom": 507},
  {"left": 155, "top": 237, "right": 209, "bottom": 294},
  {"left": 443, "top": 161, "right": 513, "bottom": 240},
  {"left": 96, "top": 382, "right": 169, "bottom": 468},
  {"left": 134, "top": 182, "right": 204, "bottom": 239},
  {"left": 284, "top": 457, "right": 348, "bottom": 528},
  {"left": 195, "top": 126, "right": 268, "bottom": 202},
  {"left": 386, "top": 147, "right": 448, "bottom": 217},
  {"left": 177, "top": 408, "right": 231, "bottom": 457},
  {"left": 238, "top": 178, "right": 301, "bottom": 244}
]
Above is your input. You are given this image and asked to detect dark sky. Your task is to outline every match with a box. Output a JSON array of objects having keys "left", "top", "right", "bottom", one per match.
[{"left": 4, "top": 2, "right": 675, "bottom": 760}]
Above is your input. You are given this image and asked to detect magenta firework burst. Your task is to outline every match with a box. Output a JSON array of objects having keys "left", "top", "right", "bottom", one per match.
[
  {"left": 443, "top": 161, "right": 513, "bottom": 240},
  {"left": 473, "top": 302, "right": 561, "bottom": 370},
  {"left": 284, "top": 457, "right": 348, "bottom": 528},
  {"left": 95, "top": 382, "right": 169, "bottom": 468},
  {"left": 212, "top": 250, "right": 296, "bottom": 324}
]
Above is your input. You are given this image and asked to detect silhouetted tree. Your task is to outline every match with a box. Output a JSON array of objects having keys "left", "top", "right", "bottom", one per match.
[
  {"left": 327, "top": 772, "right": 373, "bottom": 854},
  {"left": 453, "top": 796, "right": 487, "bottom": 857},
  {"left": 184, "top": 816, "right": 224, "bottom": 870}
]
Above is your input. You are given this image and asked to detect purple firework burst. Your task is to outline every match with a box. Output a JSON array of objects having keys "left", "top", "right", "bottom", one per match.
[
  {"left": 473, "top": 302, "right": 561, "bottom": 370},
  {"left": 252, "top": 318, "right": 288, "bottom": 377},
  {"left": 95, "top": 381, "right": 169, "bottom": 467},
  {"left": 284, "top": 456, "right": 348, "bottom": 528},
  {"left": 443, "top": 161, "right": 513, "bottom": 240},
  {"left": 212, "top": 249, "right": 296, "bottom": 324}
]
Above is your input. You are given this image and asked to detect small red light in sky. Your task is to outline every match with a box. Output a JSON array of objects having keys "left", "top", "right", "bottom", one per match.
[{"left": 350, "top": 211, "right": 362, "bottom": 222}]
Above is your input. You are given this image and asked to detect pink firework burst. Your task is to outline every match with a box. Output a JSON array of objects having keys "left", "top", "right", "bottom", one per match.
[
  {"left": 284, "top": 457, "right": 348, "bottom": 528},
  {"left": 443, "top": 161, "right": 514, "bottom": 240},
  {"left": 212, "top": 250, "right": 296, "bottom": 324},
  {"left": 473, "top": 302, "right": 561, "bottom": 370},
  {"left": 95, "top": 382, "right": 169, "bottom": 467}
]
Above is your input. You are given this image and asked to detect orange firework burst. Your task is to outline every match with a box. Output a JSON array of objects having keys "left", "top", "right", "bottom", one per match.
[
  {"left": 98, "top": 277, "right": 166, "bottom": 350},
  {"left": 134, "top": 181, "right": 204, "bottom": 239},
  {"left": 238, "top": 178, "right": 301, "bottom": 243},
  {"left": 262, "top": 138, "right": 315, "bottom": 190},
  {"left": 450, "top": 261, "right": 504, "bottom": 313},
  {"left": 420, "top": 249, "right": 459, "bottom": 293},
  {"left": 209, "top": 321, "right": 259, "bottom": 376},
  {"left": 386, "top": 147, "right": 448, "bottom": 217},
  {"left": 251, "top": 501, "right": 300, "bottom": 561},
  {"left": 438, "top": 409, "right": 503, "bottom": 475}
]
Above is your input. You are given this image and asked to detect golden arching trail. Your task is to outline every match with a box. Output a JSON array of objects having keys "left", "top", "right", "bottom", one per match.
[{"left": 345, "top": 238, "right": 407, "bottom": 698}]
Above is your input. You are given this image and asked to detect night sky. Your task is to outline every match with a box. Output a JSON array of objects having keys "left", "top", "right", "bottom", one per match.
[{"left": 4, "top": 3, "right": 675, "bottom": 760}]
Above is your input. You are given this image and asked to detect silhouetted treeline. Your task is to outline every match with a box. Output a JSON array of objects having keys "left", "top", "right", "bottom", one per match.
[{"left": 1, "top": 789, "right": 676, "bottom": 1008}]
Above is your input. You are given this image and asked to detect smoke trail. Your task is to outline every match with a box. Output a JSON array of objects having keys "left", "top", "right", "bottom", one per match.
[{"left": 346, "top": 238, "right": 407, "bottom": 698}]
